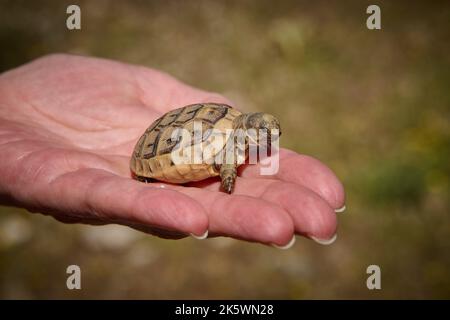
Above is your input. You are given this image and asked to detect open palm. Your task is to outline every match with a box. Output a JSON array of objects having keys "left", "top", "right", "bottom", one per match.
[{"left": 0, "top": 54, "right": 345, "bottom": 247}]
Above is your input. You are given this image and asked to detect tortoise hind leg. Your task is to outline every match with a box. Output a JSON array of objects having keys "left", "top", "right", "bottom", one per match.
[{"left": 219, "top": 163, "right": 237, "bottom": 194}]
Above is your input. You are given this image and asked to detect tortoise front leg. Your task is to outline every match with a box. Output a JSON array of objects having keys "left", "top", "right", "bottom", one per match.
[{"left": 219, "top": 163, "right": 237, "bottom": 194}]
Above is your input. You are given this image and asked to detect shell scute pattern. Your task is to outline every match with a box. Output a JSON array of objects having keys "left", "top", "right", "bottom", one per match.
[
  {"left": 131, "top": 103, "right": 282, "bottom": 193},
  {"left": 131, "top": 103, "right": 241, "bottom": 183}
]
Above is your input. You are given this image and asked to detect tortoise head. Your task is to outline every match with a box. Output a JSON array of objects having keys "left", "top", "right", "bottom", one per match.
[
  {"left": 244, "top": 112, "right": 281, "bottom": 135},
  {"left": 236, "top": 112, "right": 281, "bottom": 147}
]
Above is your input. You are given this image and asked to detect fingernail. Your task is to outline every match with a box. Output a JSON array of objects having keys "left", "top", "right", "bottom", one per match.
[
  {"left": 310, "top": 234, "right": 337, "bottom": 245},
  {"left": 190, "top": 230, "right": 209, "bottom": 240},
  {"left": 335, "top": 205, "right": 346, "bottom": 213},
  {"left": 272, "top": 235, "right": 296, "bottom": 250}
]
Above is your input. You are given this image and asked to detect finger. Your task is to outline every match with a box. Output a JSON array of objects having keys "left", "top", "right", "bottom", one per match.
[
  {"left": 31, "top": 168, "right": 209, "bottom": 237},
  {"left": 112, "top": 139, "right": 339, "bottom": 242},
  {"left": 51, "top": 212, "right": 186, "bottom": 240},
  {"left": 239, "top": 148, "right": 346, "bottom": 210},
  {"left": 167, "top": 184, "right": 295, "bottom": 247},
  {"left": 51, "top": 214, "right": 108, "bottom": 226},
  {"left": 190, "top": 177, "right": 337, "bottom": 241},
  {"left": 101, "top": 158, "right": 295, "bottom": 245},
  {"left": 127, "top": 223, "right": 187, "bottom": 239}
]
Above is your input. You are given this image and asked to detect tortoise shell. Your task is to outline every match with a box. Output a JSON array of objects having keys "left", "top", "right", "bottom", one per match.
[{"left": 130, "top": 103, "right": 242, "bottom": 183}]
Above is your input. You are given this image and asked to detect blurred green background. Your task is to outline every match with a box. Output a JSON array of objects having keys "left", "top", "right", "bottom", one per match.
[{"left": 0, "top": 0, "right": 449, "bottom": 299}]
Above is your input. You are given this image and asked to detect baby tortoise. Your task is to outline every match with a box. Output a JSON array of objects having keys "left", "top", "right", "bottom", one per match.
[{"left": 130, "top": 103, "right": 281, "bottom": 193}]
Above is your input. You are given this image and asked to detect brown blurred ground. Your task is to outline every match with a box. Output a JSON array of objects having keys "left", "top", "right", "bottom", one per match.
[{"left": 0, "top": 0, "right": 449, "bottom": 299}]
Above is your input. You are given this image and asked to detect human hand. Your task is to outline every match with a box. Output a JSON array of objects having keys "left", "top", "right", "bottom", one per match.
[{"left": 0, "top": 54, "right": 345, "bottom": 247}]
